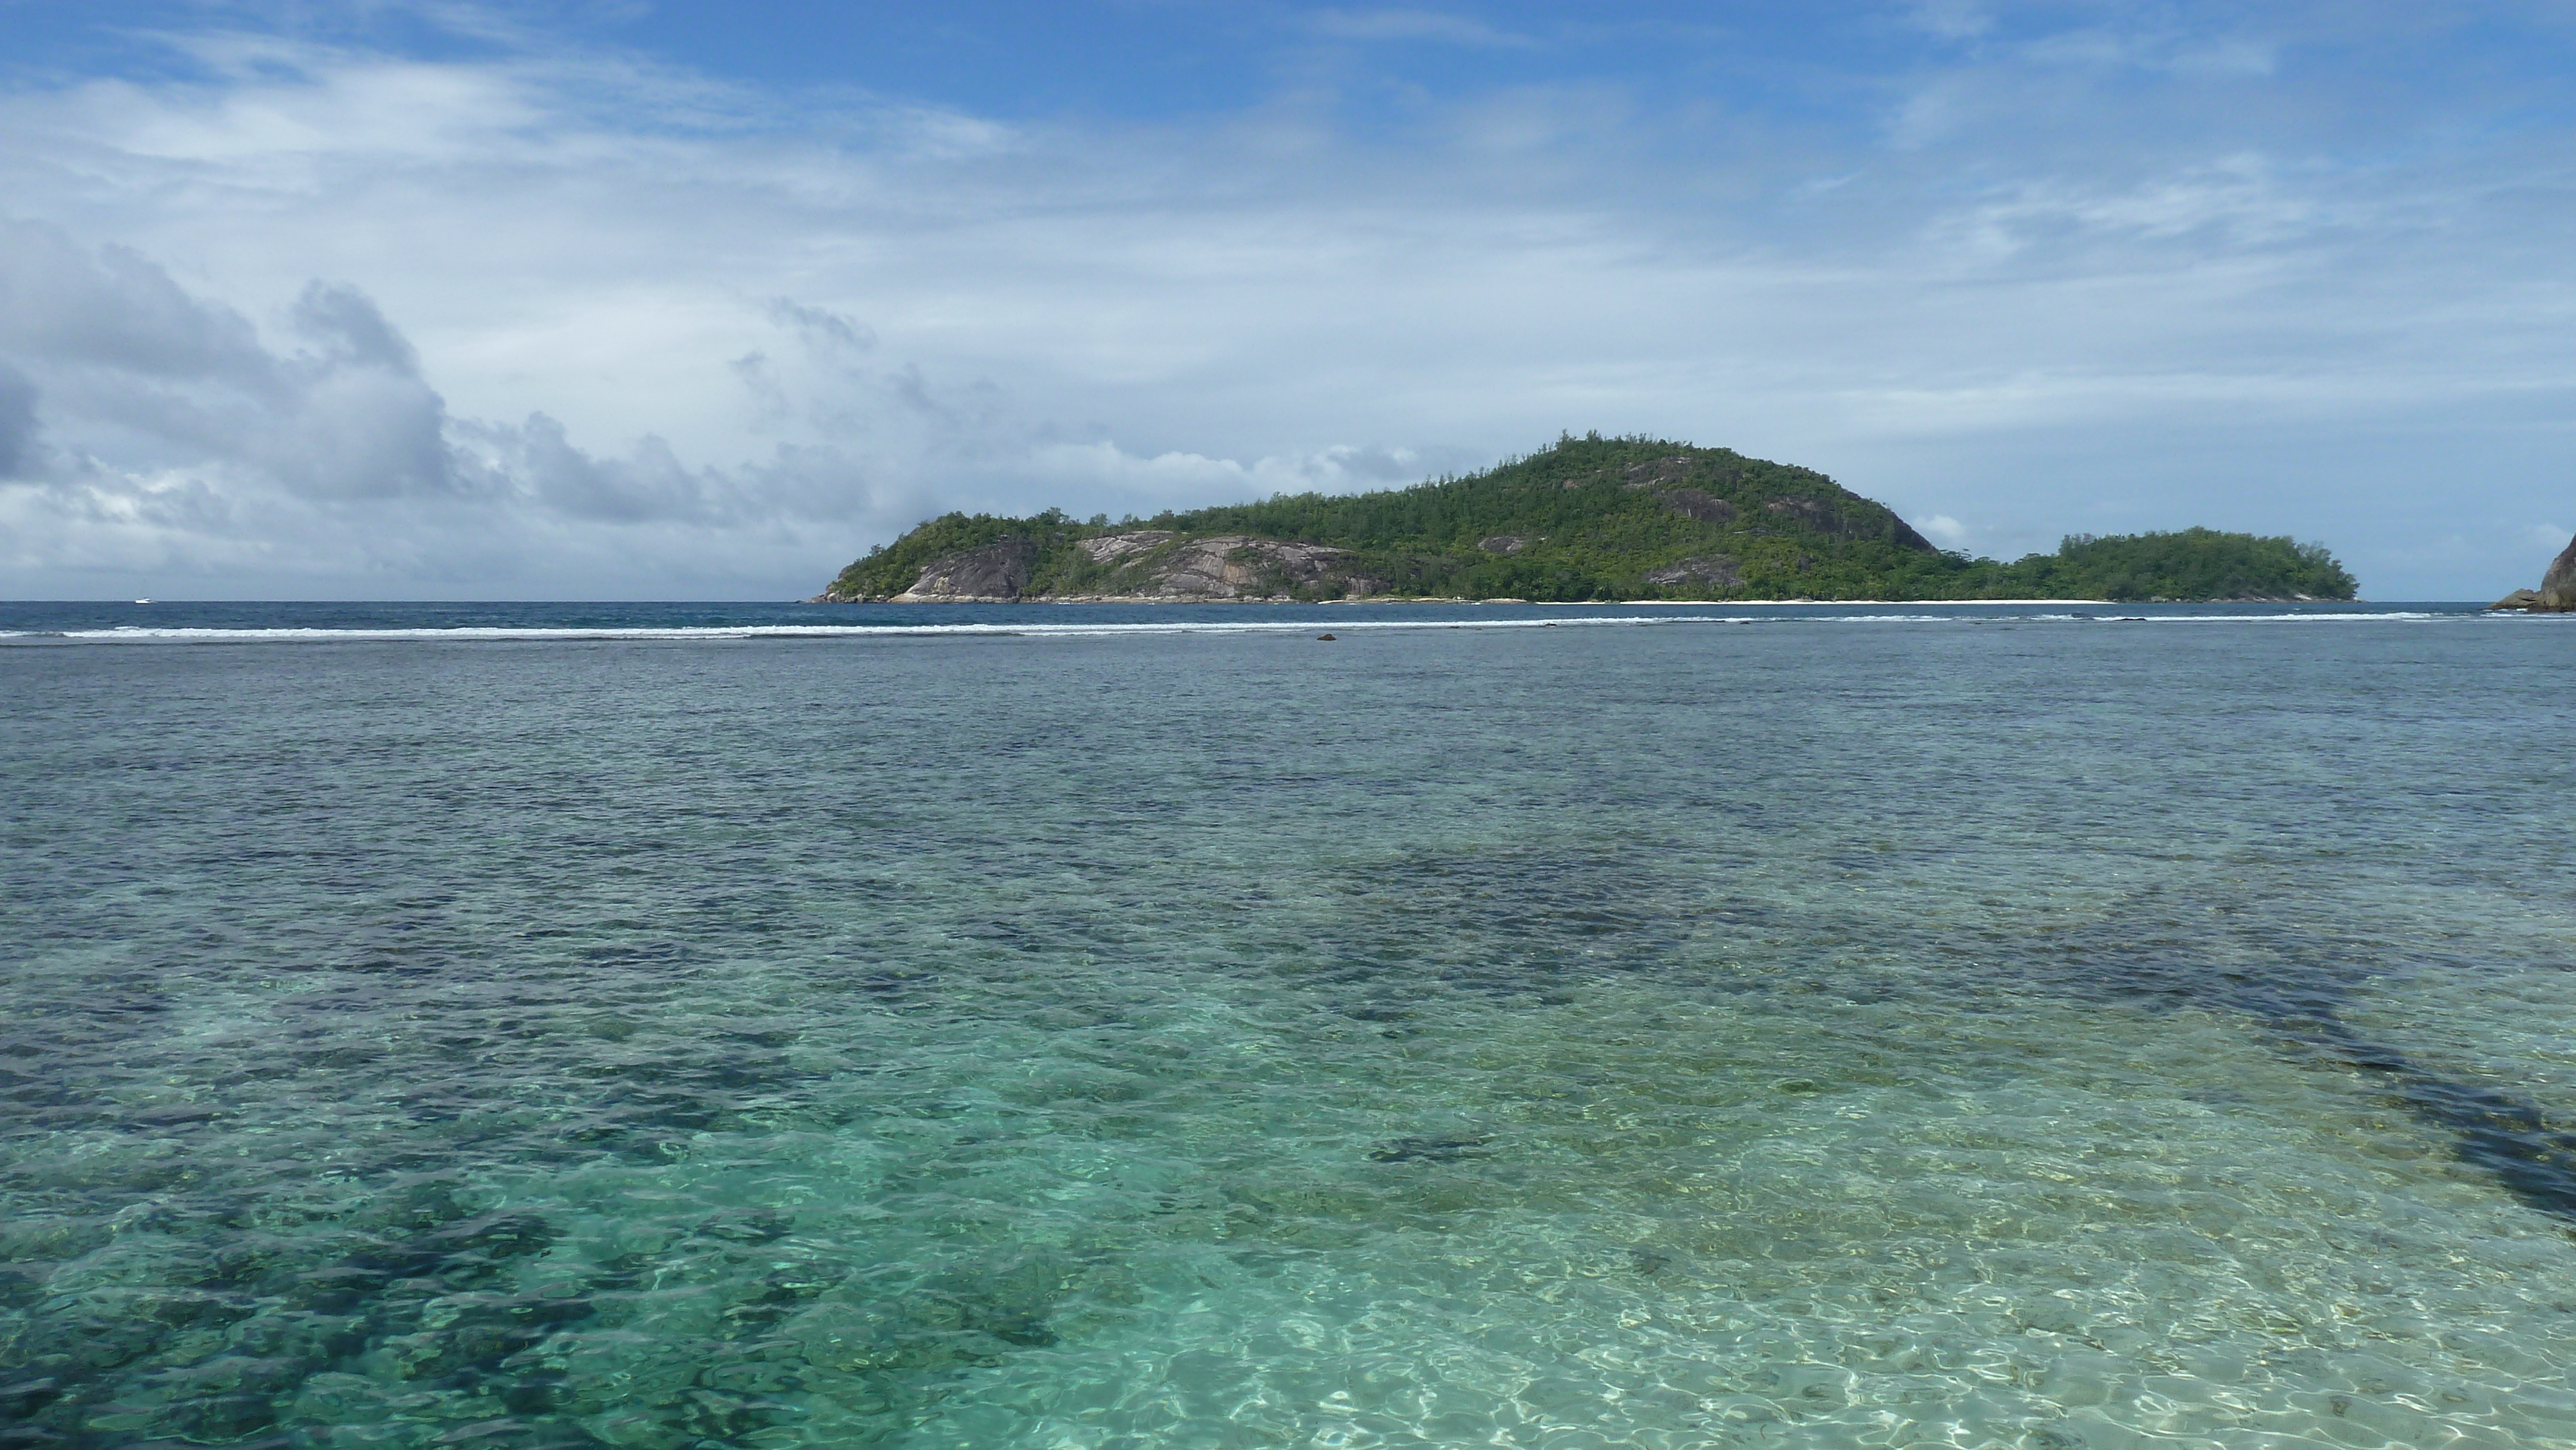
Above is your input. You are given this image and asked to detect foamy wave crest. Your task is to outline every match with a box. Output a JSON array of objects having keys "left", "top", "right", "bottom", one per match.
[
  {"left": 0, "top": 608, "right": 2463, "bottom": 643},
  {"left": 8, "top": 616, "right": 1750, "bottom": 645}
]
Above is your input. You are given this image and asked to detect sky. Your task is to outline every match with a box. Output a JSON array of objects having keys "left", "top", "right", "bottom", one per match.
[{"left": 0, "top": 1, "right": 2570, "bottom": 599}]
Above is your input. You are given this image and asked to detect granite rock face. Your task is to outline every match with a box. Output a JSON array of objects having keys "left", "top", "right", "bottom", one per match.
[
  {"left": 2488, "top": 532, "right": 2576, "bottom": 611},
  {"left": 1620, "top": 457, "right": 1697, "bottom": 487},
  {"left": 889, "top": 531, "right": 1388, "bottom": 602},
  {"left": 2544, "top": 534, "right": 2576, "bottom": 608},
  {"left": 1133, "top": 536, "right": 1385, "bottom": 599},
  {"left": 1763, "top": 496, "right": 1938, "bottom": 552},
  {"left": 1645, "top": 555, "right": 1742, "bottom": 590},
  {"left": 1075, "top": 531, "right": 1176, "bottom": 564},
  {"left": 1656, "top": 489, "right": 1737, "bottom": 525},
  {"left": 895, "top": 538, "right": 1038, "bottom": 601}
]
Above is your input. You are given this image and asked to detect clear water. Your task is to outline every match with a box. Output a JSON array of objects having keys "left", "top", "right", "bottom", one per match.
[{"left": 6, "top": 602, "right": 2575, "bottom": 1449}]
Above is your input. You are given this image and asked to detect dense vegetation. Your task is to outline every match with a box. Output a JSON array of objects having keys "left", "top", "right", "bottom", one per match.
[
  {"left": 822, "top": 435, "right": 2356, "bottom": 603},
  {"left": 1993, "top": 528, "right": 2354, "bottom": 601}
]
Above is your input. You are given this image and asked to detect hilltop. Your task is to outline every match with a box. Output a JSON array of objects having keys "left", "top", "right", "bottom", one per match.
[{"left": 817, "top": 435, "right": 2357, "bottom": 603}]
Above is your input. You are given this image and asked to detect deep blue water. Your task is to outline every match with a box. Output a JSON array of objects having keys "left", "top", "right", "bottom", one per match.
[{"left": 6, "top": 601, "right": 2574, "bottom": 1448}]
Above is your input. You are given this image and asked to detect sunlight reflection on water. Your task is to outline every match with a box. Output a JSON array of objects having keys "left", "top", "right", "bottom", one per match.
[{"left": 5, "top": 612, "right": 2574, "bottom": 1447}]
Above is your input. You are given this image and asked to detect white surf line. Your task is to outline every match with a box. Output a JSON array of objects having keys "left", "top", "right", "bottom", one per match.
[
  {"left": 13, "top": 616, "right": 1736, "bottom": 643},
  {"left": 2060, "top": 612, "right": 2441, "bottom": 623},
  {"left": 0, "top": 608, "right": 2454, "bottom": 643}
]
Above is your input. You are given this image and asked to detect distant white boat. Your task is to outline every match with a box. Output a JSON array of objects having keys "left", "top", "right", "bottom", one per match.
[{"left": 134, "top": 598, "right": 152, "bottom": 604}]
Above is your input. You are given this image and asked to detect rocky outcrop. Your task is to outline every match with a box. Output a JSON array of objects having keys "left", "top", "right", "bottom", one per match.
[
  {"left": 2488, "top": 533, "right": 2576, "bottom": 611},
  {"left": 1122, "top": 536, "right": 1385, "bottom": 600},
  {"left": 895, "top": 538, "right": 1038, "bottom": 601},
  {"left": 1763, "top": 496, "right": 1937, "bottom": 552},
  {"left": 884, "top": 531, "right": 1390, "bottom": 602},
  {"left": 1076, "top": 531, "right": 1176, "bottom": 563},
  {"left": 1657, "top": 489, "right": 1735, "bottom": 525},
  {"left": 1608, "top": 455, "right": 1926, "bottom": 550},
  {"left": 1620, "top": 456, "right": 1696, "bottom": 487},
  {"left": 1645, "top": 555, "right": 1741, "bottom": 590},
  {"left": 1478, "top": 535, "right": 1530, "bottom": 554}
]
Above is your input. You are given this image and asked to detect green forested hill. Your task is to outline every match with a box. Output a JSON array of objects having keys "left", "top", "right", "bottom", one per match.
[
  {"left": 2003, "top": 528, "right": 2356, "bottom": 602},
  {"left": 820, "top": 435, "right": 2356, "bottom": 603}
]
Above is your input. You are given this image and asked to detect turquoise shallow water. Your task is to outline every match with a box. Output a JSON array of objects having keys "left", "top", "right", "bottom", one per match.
[{"left": 6, "top": 605, "right": 2576, "bottom": 1448}]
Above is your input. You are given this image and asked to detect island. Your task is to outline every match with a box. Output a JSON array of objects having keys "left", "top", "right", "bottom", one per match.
[{"left": 817, "top": 435, "right": 2359, "bottom": 604}]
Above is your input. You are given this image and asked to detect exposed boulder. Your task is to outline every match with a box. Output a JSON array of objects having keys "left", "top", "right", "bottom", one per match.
[
  {"left": 1889, "top": 518, "right": 1937, "bottom": 552},
  {"left": 1763, "top": 495, "right": 1936, "bottom": 552},
  {"left": 2488, "top": 533, "right": 2576, "bottom": 611},
  {"left": 1478, "top": 535, "right": 1530, "bottom": 554},
  {"left": 1645, "top": 555, "right": 1741, "bottom": 590},
  {"left": 1132, "top": 536, "right": 1386, "bottom": 599},
  {"left": 896, "top": 538, "right": 1038, "bottom": 601},
  {"left": 1656, "top": 489, "right": 1735, "bottom": 524},
  {"left": 1076, "top": 531, "right": 1176, "bottom": 563},
  {"left": 2545, "top": 534, "right": 2576, "bottom": 608},
  {"left": 1620, "top": 457, "right": 1694, "bottom": 487}
]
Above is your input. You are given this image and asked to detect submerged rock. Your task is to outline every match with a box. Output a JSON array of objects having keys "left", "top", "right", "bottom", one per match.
[{"left": 1367, "top": 1135, "right": 1490, "bottom": 1163}]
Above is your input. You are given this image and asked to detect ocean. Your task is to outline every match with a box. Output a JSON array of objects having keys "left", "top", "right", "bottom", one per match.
[{"left": 5, "top": 599, "right": 2573, "bottom": 1448}]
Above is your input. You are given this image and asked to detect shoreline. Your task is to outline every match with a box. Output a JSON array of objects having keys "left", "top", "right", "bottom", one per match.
[{"left": 846, "top": 595, "right": 2318, "bottom": 607}]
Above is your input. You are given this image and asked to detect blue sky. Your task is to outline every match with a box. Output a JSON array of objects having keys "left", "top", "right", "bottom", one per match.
[{"left": 0, "top": 1, "right": 2570, "bottom": 597}]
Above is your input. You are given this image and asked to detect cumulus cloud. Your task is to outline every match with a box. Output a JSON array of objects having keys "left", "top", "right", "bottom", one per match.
[
  {"left": 0, "top": 221, "right": 454, "bottom": 507},
  {"left": 0, "top": 6, "right": 2571, "bottom": 598},
  {"left": 0, "top": 220, "right": 268, "bottom": 384},
  {"left": 765, "top": 298, "right": 878, "bottom": 357},
  {"left": 0, "top": 218, "right": 923, "bottom": 593},
  {"left": 0, "top": 363, "right": 37, "bottom": 479}
]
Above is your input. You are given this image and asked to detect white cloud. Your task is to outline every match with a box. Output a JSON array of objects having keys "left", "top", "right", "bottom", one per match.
[
  {"left": 1925, "top": 155, "right": 2334, "bottom": 262},
  {"left": 1027, "top": 440, "right": 1435, "bottom": 507},
  {"left": 0, "top": 14, "right": 2570, "bottom": 599},
  {"left": 0, "top": 220, "right": 456, "bottom": 502},
  {"left": 0, "top": 216, "right": 925, "bottom": 594},
  {"left": 1904, "top": 1, "right": 1996, "bottom": 43}
]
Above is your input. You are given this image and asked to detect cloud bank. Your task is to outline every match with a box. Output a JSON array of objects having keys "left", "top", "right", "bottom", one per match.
[{"left": 1, "top": 5, "right": 2570, "bottom": 598}]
